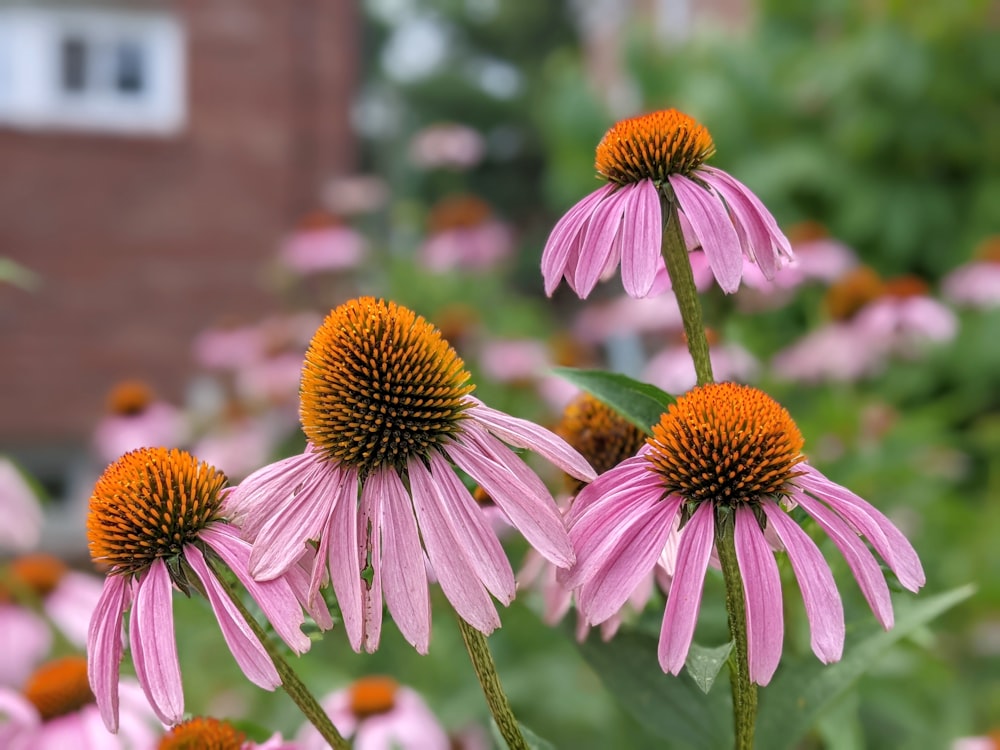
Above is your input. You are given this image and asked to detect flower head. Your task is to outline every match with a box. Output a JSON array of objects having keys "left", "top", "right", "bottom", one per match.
[
  {"left": 542, "top": 109, "right": 792, "bottom": 298},
  {"left": 86, "top": 447, "right": 312, "bottom": 731},
  {"left": 419, "top": 195, "right": 514, "bottom": 272},
  {"left": 297, "top": 676, "right": 450, "bottom": 750},
  {"left": 230, "top": 297, "right": 595, "bottom": 654},
  {"left": 563, "top": 383, "right": 924, "bottom": 685},
  {"left": 93, "top": 380, "right": 188, "bottom": 464}
]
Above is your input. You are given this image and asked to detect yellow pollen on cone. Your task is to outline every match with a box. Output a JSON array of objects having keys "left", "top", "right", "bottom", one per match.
[
  {"left": 349, "top": 675, "right": 399, "bottom": 718},
  {"left": 595, "top": 109, "right": 716, "bottom": 185},
  {"left": 158, "top": 717, "right": 247, "bottom": 750}
]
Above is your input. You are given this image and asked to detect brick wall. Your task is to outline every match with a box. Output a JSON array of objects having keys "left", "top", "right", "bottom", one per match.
[{"left": 0, "top": 0, "right": 360, "bottom": 457}]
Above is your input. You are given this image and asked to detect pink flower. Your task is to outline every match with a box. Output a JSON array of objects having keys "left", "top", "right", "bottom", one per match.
[
  {"left": 0, "top": 606, "right": 51, "bottom": 689},
  {"left": 297, "top": 676, "right": 450, "bottom": 750},
  {"left": 228, "top": 298, "right": 594, "bottom": 654},
  {"left": 419, "top": 196, "right": 514, "bottom": 272},
  {"left": 563, "top": 383, "right": 924, "bottom": 686},
  {"left": 92, "top": 381, "right": 187, "bottom": 464},
  {"left": 408, "top": 123, "right": 485, "bottom": 170},
  {"left": 159, "top": 716, "right": 295, "bottom": 749},
  {"left": 0, "top": 458, "right": 43, "bottom": 554},
  {"left": 279, "top": 211, "right": 367, "bottom": 275},
  {"left": 86, "top": 448, "right": 316, "bottom": 731},
  {"left": 542, "top": 109, "right": 792, "bottom": 299},
  {"left": 943, "top": 261, "right": 1000, "bottom": 309},
  {"left": 771, "top": 322, "right": 888, "bottom": 384},
  {"left": 0, "top": 656, "right": 161, "bottom": 750},
  {"left": 643, "top": 340, "right": 759, "bottom": 395}
]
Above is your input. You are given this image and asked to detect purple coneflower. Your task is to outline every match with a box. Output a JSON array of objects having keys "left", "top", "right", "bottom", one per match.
[
  {"left": 159, "top": 716, "right": 294, "bottom": 749},
  {"left": 297, "top": 676, "right": 450, "bottom": 750},
  {"left": 86, "top": 447, "right": 316, "bottom": 731},
  {"left": 541, "top": 108, "right": 792, "bottom": 298},
  {"left": 562, "top": 382, "right": 924, "bottom": 685},
  {"left": 229, "top": 297, "right": 595, "bottom": 655}
]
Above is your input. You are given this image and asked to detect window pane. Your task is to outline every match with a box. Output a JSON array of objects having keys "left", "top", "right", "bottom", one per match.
[
  {"left": 115, "top": 40, "right": 145, "bottom": 94},
  {"left": 60, "top": 36, "right": 88, "bottom": 92}
]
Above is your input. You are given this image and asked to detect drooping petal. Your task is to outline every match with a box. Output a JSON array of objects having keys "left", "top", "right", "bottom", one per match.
[
  {"left": 619, "top": 180, "right": 664, "bottom": 298},
  {"left": 358, "top": 479, "right": 384, "bottom": 653},
  {"left": 447, "top": 423, "right": 574, "bottom": 567},
  {"left": 541, "top": 186, "right": 615, "bottom": 296},
  {"left": 797, "top": 466, "right": 925, "bottom": 592},
  {"left": 466, "top": 398, "right": 596, "bottom": 483},
  {"left": 375, "top": 467, "right": 431, "bottom": 653},
  {"left": 579, "top": 495, "right": 683, "bottom": 625},
  {"left": 564, "top": 453, "right": 653, "bottom": 524},
  {"left": 224, "top": 450, "right": 321, "bottom": 536},
  {"left": 658, "top": 502, "right": 715, "bottom": 674},
  {"left": 791, "top": 489, "right": 895, "bottom": 628},
  {"left": 87, "top": 575, "right": 129, "bottom": 732},
  {"left": 281, "top": 551, "right": 335, "bottom": 631},
  {"left": 185, "top": 544, "right": 280, "bottom": 690},
  {"left": 247, "top": 458, "right": 346, "bottom": 581},
  {"left": 762, "top": 502, "right": 844, "bottom": 664},
  {"left": 407, "top": 458, "right": 500, "bottom": 634},
  {"left": 326, "top": 466, "right": 364, "bottom": 651},
  {"left": 199, "top": 525, "right": 310, "bottom": 654},
  {"left": 574, "top": 187, "right": 632, "bottom": 298},
  {"left": 734, "top": 506, "right": 784, "bottom": 686},
  {"left": 428, "top": 453, "right": 515, "bottom": 603},
  {"left": 668, "top": 174, "right": 744, "bottom": 293},
  {"left": 129, "top": 560, "right": 184, "bottom": 726}
]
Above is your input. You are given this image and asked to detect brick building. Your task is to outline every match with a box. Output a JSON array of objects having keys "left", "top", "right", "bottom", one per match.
[{"left": 0, "top": 0, "right": 360, "bottom": 490}]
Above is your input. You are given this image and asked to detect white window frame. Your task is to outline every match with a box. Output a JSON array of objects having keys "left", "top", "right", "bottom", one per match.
[{"left": 0, "top": 6, "right": 186, "bottom": 135}]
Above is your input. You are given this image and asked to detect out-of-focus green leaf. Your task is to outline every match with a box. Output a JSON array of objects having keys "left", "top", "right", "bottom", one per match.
[
  {"left": 552, "top": 367, "right": 675, "bottom": 434},
  {"left": 685, "top": 641, "right": 734, "bottom": 695},
  {"left": 756, "top": 585, "right": 975, "bottom": 750},
  {"left": 577, "top": 629, "right": 733, "bottom": 750}
]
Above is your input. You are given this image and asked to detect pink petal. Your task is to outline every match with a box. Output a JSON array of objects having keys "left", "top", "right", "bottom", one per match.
[
  {"left": 565, "top": 453, "right": 653, "bottom": 524},
  {"left": 185, "top": 545, "right": 280, "bottom": 689},
  {"left": 574, "top": 187, "right": 632, "bottom": 298},
  {"left": 658, "top": 502, "right": 714, "bottom": 674},
  {"left": 200, "top": 525, "right": 310, "bottom": 654},
  {"left": 373, "top": 468, "right": 431, "bottom": 653},
  {"left": 129, "top": 560, "right": 183, "bottom": 725},
  {"left": 326, "top": 466, "right": 364, "bottom": 651},
  {"left": 579, "top": 495, "right": 683, "bottom": 624},
  {"left": 797, "top": 466, "right": 925, "bottom": 592},
  {"left": 541, "top": 186, "right": 614, "bottom": 296},
  {"left": 407, "top": 458, "right": 500, "bottom": 633},
  {"left": 358, "top": 479, "right": 384, "bottom": 653},
  {"left": 668, "top": 174, "right": 744, "bottom": 293},
  {"left": 87, "top": 576, "right": 129, "bottom": 732},
  {"left": 447, "top": 422, "right": 574, "bottom": 567},
  {"left": 762, "top": 502, "right": 844, "bottom": 663},
  {"left": 225, "top": 450, "right": 320, "bottom": 537},
  {"left": 281, "top": 551, "right": 335, "bottom": 631},
  {"left": 247, "top": 460, "right": 346, "bottom": 581},
  {"left": 467, "top": 398, "right": 596, "bottom": 483},
  {"left": 734, "top": 506, "right": 784, "bottom": 686},
  {"left": 619, "top": 180, "right": 664, "bottom": 297},
  {"left": 701, "top": 166, "right": 793, "bottom": 266},
  {"left": 791, "top": 489, "right": 895, "bottom": 628}
]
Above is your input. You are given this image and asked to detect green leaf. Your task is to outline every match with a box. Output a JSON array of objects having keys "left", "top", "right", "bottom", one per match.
[
  {"left": 577, "top": 629, "right": 733, "bottom": 750},
  {"left": 488, "top": 720, "right": 557, "bottom": 750},
  {"left": 552, "top": 367, "right": 675, "bottom": 434},
  {"left": 685, "top": 641, "right": 734, "bottom": 695},
  {"left": 756, "top": 585, "right": 975, "bottom": 750}
]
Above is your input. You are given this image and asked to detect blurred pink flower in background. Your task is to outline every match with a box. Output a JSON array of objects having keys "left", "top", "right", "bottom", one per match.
[
  {"left": 279, "top": 210, "right": 367, "bottom": 275},
  {"left": 0, "top": 458, "right": 43, "bottom": 553},
  {"left": 419, "top": 195, "right": 514, "bottom": 272},
  {"left": 297, "top": 676, "right": 450, "bottom": 750},
  {"left": 321, "top": 173, "right": 390, "bottom": 216},
  {"left": 643, "top": 337, "right": 759, "bottom": 395},
  {"left": 408, "top": 122, "right": 485, "bottom": 170},
  {"left": 0, "top": 657, "right": 160, "bottom": 750},
  {"left": 743, "top": 221, "right": 857, "bottom": 292},
  {"left": 190, "top": 411, "right": 280, "bottom": 483},
  {"left": 573, "top": 293, "right": 684, "bottom": 345},
  {"left": 0, "top": 605, "right": 50, "bottom": 689},
  {"left": 942, "top": 236, "right": 1000, "bottom": 309},
  {"left": 92, "top": 381, "right": 188, "bottom": 464},
  {"left": 772, "top": 322, "right": 887, "bottom": 383}
]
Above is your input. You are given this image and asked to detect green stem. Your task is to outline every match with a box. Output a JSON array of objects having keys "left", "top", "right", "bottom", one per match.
[
  {"left": 715, "top": 511, "right": 757, "bottom": 750},
  {"left": 205, "top": 556, "right": 351, "bottom": 750},
  {"left": 660, "top": 193, "right": 714, "bottom": 386},
  {"left": 456, "top": 617, "right": 529, "bottom": 750}
]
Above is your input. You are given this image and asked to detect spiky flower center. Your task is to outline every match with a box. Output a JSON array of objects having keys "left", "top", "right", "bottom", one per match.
[
  {"left": 0, "top": 554, "right": 67, "bottom": 601},
  {"left": 824, "top": 266, "right": 885, "bottom": 321},
  {"left": 158, "top": 717, "right": 246, "bottom": 750},
  {"left": 556, "top": 392, "right": 646, "bottom": 494},
  {"left": 23, "top": 657, "right": 94, "bottom": 721},
  {"left": 595, "top": 109, "right": 716, "bottom": 186},
  {"left": 106, "top": 379, "right": 154, "bottom": 416},
  {"left": 87, "top": 447, "right": 227, "bottom": 576},
  {"left": 646, "top": 383, "right": 804, "bottom": 507},
  {"left": 349, "top": 675, "right": 398, "bottom": 718},
  {"left": 300, "top": 297, "right": 474, "bottom": 475}
]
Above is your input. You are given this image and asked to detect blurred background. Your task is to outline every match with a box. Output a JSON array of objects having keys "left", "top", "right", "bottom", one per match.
[{"left": 1, "top": 0, "right": 998, "bottom": 747}]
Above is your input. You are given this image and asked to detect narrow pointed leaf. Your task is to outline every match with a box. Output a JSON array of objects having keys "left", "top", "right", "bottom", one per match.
[{"left": 553, "top": 367, "right": 675, "bottom": 434}]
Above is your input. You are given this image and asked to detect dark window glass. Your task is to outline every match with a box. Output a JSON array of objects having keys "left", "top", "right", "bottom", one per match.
[
  {"left": 115, "top": 41, "right": 145, "bottom": 94},
  {"left": 60, "top": 36, "right": 88, "bottom": 92}
]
